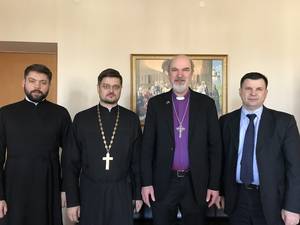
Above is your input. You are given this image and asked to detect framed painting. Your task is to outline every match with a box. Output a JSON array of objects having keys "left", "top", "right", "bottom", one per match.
[{"left": 131, "top": 54, "right": 228, "bottom": 124}]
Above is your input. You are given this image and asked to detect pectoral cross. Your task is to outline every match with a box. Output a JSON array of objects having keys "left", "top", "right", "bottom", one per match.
[
  {"left": 176, "top": 124, "right": 185, "bottom": 138},
  {"left": 102, "top": 152, "right": 113, "bottom": 170}
]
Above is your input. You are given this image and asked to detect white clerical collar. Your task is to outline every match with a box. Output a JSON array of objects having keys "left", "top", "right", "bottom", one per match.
[
  {"left": 25, "top": 96, "right": 44, "bottom": 106},
  {"left": 99, "top": 102, "right": 118, "bottom": 112},
  {"left": 176, "top": 96, "right": 185, "bottom": 100},
  {"left": 173, "top": 90, "right": 190, "bottom": 101}
]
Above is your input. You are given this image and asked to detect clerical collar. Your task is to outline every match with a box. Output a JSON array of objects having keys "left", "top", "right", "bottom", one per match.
[
  {"left": 172, "top": 90, "right": 190, "bottom": 101},
  {"left": 176, "top": 96, "right": 185, "bottom": 100},
  {"left": 98, "top": 103, "right": 118, "bottom": 112},
  {"left": 25, "top": 96, "right": 45, "bottom": 106}
]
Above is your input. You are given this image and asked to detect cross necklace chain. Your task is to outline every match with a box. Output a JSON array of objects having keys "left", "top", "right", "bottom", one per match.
[
  {"left": 97, "top": 104, "right": 120, "bottom": 170},
  {"left": 172, "top": 97, "right": 190, "bottom": 138}
]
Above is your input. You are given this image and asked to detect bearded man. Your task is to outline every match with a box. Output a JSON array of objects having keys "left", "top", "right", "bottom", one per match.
[
  {"left": 141, "top": 55, "right": 222, "bottom": 225},
  {"left": 65, "top": 68, "right": 143, "bottom": 225},
  {"left": 0, "top": 64, "right": 71, "bottom": 225}
]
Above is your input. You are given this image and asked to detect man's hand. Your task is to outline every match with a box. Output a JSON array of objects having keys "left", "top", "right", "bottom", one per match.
[
  {"left": 141, "top": 186, "right": 155, "bottom": 207},
  {"left": 61, "top": 192, "right": 66, "bottom": 208},
  {"left": 0, "top": 200, "right": 7, "bottom": 218},
  {"left": 215, "top": 196, "right": 225, "bottom": 209},
  {"left": 67, "top": 206, "right": 80, "bottom": 223},
  {"left": 134, "top": 200, "right": 143, "bottom": 213},
  {"left": 206, "top": 189, "right": 219, "bottom": 208},
  {"left": 281, "top": 209, "right": 300, "bottom": 225}
]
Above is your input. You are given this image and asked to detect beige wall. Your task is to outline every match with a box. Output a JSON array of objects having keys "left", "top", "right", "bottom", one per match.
[
  {"left": 0, "top": 0, "right": 300, "bottom": 224},
  {"left": 1, "top": 0, "right": 300, "bottom": 123}
]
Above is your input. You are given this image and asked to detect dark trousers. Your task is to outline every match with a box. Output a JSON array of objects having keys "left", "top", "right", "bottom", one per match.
[
  {"left": 152, "top": 173, "right": 206, "bottom": 225},
  {"left": 229, "top": 185, "right": 267, "bottom": 225}
]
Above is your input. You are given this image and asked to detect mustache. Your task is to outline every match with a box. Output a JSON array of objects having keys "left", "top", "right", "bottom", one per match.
[{"left": 30, "top": 90, "right": 43, "bottom": 94}]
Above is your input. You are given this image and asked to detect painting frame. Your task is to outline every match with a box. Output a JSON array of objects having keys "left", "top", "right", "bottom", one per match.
[{"left": 131, "top": 54, "right": 228, "bottom": 124}]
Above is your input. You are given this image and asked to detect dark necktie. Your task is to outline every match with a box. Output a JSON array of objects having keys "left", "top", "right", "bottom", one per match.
[{"left": 240, "top": 114, "right": 256, "bottom": 184}]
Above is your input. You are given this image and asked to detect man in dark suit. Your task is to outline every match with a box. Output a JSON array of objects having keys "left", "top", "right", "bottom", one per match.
[
  {"left": 219, "top": 72, "right": 300, "bottom": 225},
  {"left": 141, "top": 55, "right": 222, "bottom": 225}
]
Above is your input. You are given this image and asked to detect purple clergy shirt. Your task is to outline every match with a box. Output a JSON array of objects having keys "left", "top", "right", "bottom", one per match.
[{"left": 171, "top": 91, "right": 190, "bottom": 170}]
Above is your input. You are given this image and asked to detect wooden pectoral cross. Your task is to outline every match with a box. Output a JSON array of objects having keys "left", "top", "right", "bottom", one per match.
[
  {"left": 176, "top": 124, "right": 185, "bottom": 138},
  {"left": 102, "top": 152, "right": 113, "bottom": 170}
]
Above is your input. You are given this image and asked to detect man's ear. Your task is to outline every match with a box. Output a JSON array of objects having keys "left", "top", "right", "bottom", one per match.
[{"left": 22, "top": 79, "right": 25, "bottom": 88}]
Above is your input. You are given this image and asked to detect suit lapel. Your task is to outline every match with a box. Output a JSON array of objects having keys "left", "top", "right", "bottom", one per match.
[
  {"left": 232, "top": 109, "right": 241, "bottom": 151},
  {"left": 163, "top": 91, "right": 174, "bottom": 141},
  {"left": 188, "top": 90, "right": 196, "bottom": 142},
  {"left": 256, "top": 107, "right": 274, "bottom": 155}
]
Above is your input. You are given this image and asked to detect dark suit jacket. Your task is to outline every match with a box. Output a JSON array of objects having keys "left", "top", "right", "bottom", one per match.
[
  {"left": 141, "top": 89, "right": 222, "bottom": 205},
  {"left": 220, "top": 106, "right": 300, "bottom": 225}
]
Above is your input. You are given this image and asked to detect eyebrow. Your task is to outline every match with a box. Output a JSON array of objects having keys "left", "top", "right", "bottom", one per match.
[
  {"left": 28, "top": 78, "right": 47, "bottom": 81},
  {"left": 170, "top": 66, "right": 191, "bottom": 70}
]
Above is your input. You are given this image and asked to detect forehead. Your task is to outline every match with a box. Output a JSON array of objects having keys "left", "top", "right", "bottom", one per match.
[
  {"left": 100, "top": 77, "right": 121, "bottom": 85},
  {"left": 241, "top": 78, "right": 266, "bottom": 88},
  {"left": 26, "top": 71, "right": 49, "bottom": 81},
  {"left": 170, "top": 56, "right": 192, "bottom": 69}
]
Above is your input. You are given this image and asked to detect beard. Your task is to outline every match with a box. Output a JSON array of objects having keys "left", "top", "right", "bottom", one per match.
[
  {"left": 102, "top": 99, "right": 118, "bottom": 105},
  {"left": 100, "top": 94, "right": 120, "bottom": 105},
  {"left": 172, "top": 83, "right": 188, "bottom": 94},
  {"left": 25, "top": 88, "right": 48, "bottom": 103}
]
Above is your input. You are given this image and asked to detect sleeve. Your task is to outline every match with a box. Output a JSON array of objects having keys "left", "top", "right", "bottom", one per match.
[
  {"left": 218, "top": 115, "right": 226, "bottom": 196},
  {"left": 140, "top": 98, "right": 156, "bottom": 187},
  {"left": 207, "top": 98, "right": 222, "bottom": 191},
  {"left": 0, "top": 109, "right": 7, "bottom": 200},
  {"left": 62, "top": 115, "right": 82, "bottom": 207},
  {"left": 60, "top": 109, "right": 72, "bottom": 192},
  {"left": 283, "top": 115, "right": 300, "bottom": 213},
  {"left": 130, "top": 115, "right": 142, "bottom": 200}
]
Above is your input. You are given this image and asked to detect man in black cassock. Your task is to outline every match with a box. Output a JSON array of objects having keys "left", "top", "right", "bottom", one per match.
[
  {"left": 65, "top": 68, "right": 143, "bottom": 225},
  {"left": 0, "top": 64, "right": 71, "bottom": 225}
]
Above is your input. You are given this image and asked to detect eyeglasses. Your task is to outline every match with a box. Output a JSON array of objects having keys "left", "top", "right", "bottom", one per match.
[{"left": 101, "top": 83, "right": 121, "bottom": 91}]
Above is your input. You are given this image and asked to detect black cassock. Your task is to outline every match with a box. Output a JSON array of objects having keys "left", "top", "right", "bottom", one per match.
[
  {"left": 0, "top": 100, "right": 71, "bottom": 225},
  {"left": 64, "top": 104, "right": 142, "bottom": 225}
]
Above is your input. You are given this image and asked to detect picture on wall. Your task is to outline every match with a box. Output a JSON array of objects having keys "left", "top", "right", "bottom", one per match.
[{"left": 131, "top": 54, "right": 228, "bottom": 124}]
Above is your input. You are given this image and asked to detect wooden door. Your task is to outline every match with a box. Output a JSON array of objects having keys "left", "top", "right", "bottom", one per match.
[{"left": 0, "top": 42, "right": 57, "bottom": 106}]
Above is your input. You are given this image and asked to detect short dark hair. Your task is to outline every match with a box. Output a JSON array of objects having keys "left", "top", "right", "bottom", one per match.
[
  {"left": 24, "top": 64, "right": 52, "bottom": 82},
  {"left": 97, "top": 68, "right": 123, "bottom": 85},
  {"left": 240, "top": 72, "right": 268, "bottom": 88}
]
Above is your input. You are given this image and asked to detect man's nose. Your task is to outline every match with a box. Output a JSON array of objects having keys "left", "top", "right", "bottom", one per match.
[
  {"left": 34, "top": 82, "right": 41, "bottom": 89},
  {"left": 177, "top": 71, "right": 183, "bottom": 77}
]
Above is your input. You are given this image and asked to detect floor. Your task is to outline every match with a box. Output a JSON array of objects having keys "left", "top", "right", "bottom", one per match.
[
  {"left": 134, "top": 218, "right": 229, "bottom": 225},
  {"left": 134, "top": 207, "right": 229, "bottom": 225}
]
